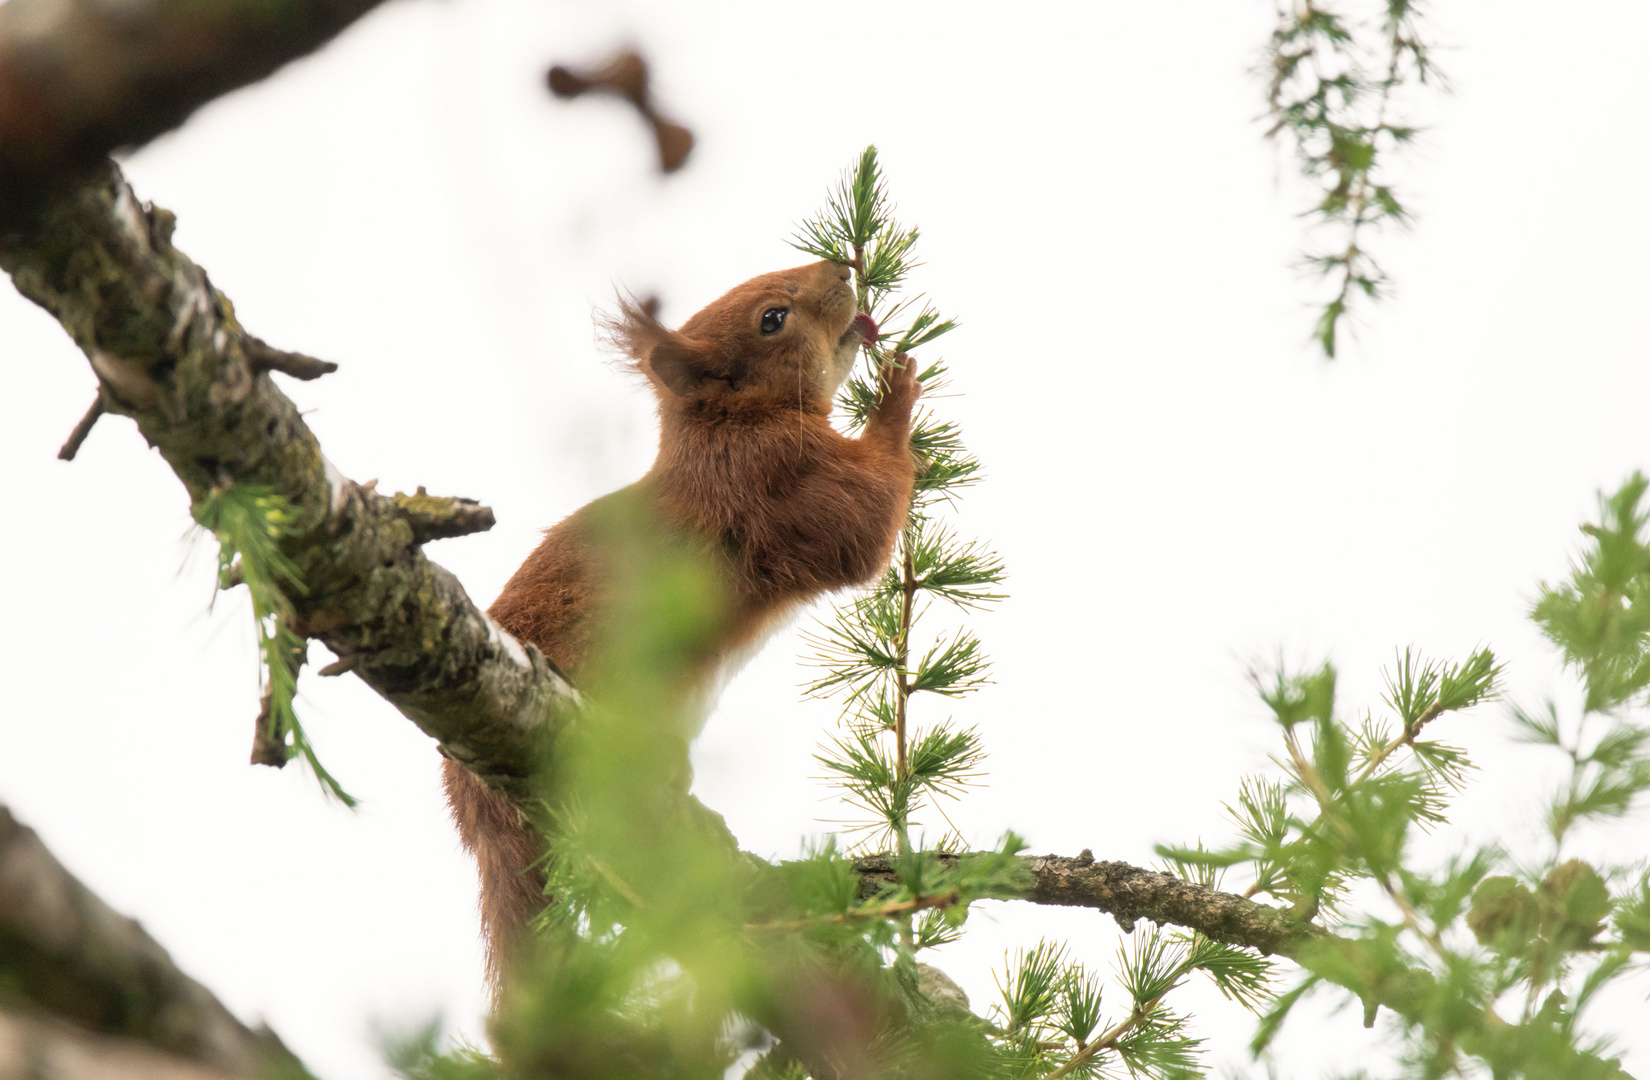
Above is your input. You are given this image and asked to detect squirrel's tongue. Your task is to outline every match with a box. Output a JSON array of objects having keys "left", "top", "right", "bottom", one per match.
[{"left": 851, "top": 312, "right": 880, "bottom": 348}]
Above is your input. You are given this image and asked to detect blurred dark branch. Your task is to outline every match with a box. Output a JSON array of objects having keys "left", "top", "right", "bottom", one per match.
[
  {"left": 0, "top": 1009, "right": 253, "bottom": 1080},
  {"left": 0, "top": 804, "right": 311, "bottom": 1078},
  {"left": 0, "top": 163, "right": 579, "bottom": 810},
  {"left": 547, "top": 49, "right": 694, "bottom": 173},
  {"left": 0, "top": 0, "right": 388, "bottom": 222}
]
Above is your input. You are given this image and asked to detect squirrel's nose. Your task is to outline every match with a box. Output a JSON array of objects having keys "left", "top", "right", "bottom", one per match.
[{"left": 832, "top": 262, "right": 852, "bottom": 282}]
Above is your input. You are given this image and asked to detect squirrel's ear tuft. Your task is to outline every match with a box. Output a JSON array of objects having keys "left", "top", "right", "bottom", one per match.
[
  {"left": 600, "top": 292, "right": 737, "bottom": 397},
  {"left": 599, "top": 293, "right": 667, "bottom": 364},
  {"left": 601, "top": 294, "right": 729, "bottom": 397},
  {"left": 600, "top": 293, "right": 708, "bottom": 396}
]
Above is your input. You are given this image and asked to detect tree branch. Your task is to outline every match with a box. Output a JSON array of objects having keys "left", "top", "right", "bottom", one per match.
[
  {"left": 0, "top": 805, "right": 311, "bottom": 1078},
  {"left": 391, "top": 486, "right": 498, "bottom": 543},
  {"left": 853, "top": 852, "right": 1313, "bottom": 954},
  {"left": 0, "top": 164, "right": 578, "bottom": 810},
  {"left": 854, "top": 851, "right": 1635, "bottom": 1079},
  {"left": 243, "top": 337, "right": 338, "bottom": 381},
  {"left": 0, "top": 0, "right": 389, "bottom": 221},
  {"left": 56, "top": 394, "right": 104, "bottom": 460}
]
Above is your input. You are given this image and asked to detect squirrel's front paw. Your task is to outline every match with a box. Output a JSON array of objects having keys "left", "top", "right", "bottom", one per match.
[{"left": 873, "top": 352, "right": 920, "bottom": 421}]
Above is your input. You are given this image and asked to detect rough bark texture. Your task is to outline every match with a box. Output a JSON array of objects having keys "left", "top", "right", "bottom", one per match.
[
  {"left": 853, "top": 851, "right": 1315, "bottom": 955},
  {"left": 392, "top": 487, "right": 499, "bottom": 544},
  {"left": 0, "top": 805, "right": 310, "bottom": 1079},
  {"left": 0, "top": 0, "right": 387, "bottom": 220},
  {"left": 0, "top": 164, "right": 579, "bottom": 808},
  {"left": 1026, "top": 854, "right": 1309, "bottom": 952}
]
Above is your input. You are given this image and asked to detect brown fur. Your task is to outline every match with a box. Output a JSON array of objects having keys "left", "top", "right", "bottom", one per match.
[{"left": 443, "top": 260, "right": 918, "bottom": 984}]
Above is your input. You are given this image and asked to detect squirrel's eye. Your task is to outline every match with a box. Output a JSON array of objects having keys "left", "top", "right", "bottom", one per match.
[{"left": 760, "top": 307, "right": 789, "bottom": 334}]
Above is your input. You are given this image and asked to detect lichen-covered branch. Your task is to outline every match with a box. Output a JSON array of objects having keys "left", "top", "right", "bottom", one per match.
[
  {"left": 1026, "top": 853, "right": 1314, "bottom": 952},
  {"left": 0, "top": 164, "right": 578, "bottom": 808},
  {"left": 391, "top": 486, "right": 498, "bottom": 543},
  {"left": 853, "top": 851, "right": 1314, "bottom": 954},
  {"left": 0, "top": 0, "right": 388, "bottom": 219},
  {"left": 0, "top": 805, "right": 310, "bottom": 1078}
]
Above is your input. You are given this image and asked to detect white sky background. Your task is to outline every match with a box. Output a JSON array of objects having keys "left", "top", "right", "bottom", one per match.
[{"left": 2, "top": 0, "right": 1649, "bottom": 1076}]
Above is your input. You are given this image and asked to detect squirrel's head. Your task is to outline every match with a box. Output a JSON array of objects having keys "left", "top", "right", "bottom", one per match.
[{"left": 609, "top": 261, "right": 877, "bottom": 413}]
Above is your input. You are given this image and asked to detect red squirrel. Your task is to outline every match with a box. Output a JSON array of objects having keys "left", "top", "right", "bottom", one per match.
[{"left": 443, "top": 259, "right": 919, "bottom": 981}]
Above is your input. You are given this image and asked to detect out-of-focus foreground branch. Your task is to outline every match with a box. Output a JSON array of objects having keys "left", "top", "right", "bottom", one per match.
[
  {"left": 0, "top": 0, "right": 391, "bottom": 220},
  {"left": 0, "top": 804, "right": 311, "bottom": 1079},
  {"left": 0, "top": 164, "right": 578, "bottom": 808}
]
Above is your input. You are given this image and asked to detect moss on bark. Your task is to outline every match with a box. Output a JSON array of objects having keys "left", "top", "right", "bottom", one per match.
[{"left": 0, "top": 165, "right": 577, "bottom": 812}]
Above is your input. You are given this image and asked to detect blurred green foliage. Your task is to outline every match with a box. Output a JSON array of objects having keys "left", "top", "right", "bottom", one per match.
[
  {"left": 1264, "top": 1, "right": 1441, "bottom": 356},
  {"left": 1160, "top": 477, "right": 1650, "bottom": 1076}
]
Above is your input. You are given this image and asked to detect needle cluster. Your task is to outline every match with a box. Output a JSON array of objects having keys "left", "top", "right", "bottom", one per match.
[
  {"left": 193, "top": 484, "right": 356, "bottom": 805},
  {"left": 794, "top": 146, "right": 1003, "bottom": 855},
  {"left": 1263, "top": 0, "right": 1442, "bottom": 356}
]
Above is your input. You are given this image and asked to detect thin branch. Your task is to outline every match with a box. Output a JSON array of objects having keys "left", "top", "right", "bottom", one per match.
[
  {"left": 1355, "top": 700, "right": 1445, "bottom": 784},
  {"left": 243, "top": 337, "right": 337, "bottom": 381},
  {"left": 0, "top": 805, "right": 313, "bottom": 1078},
  {"left": 895, "top": 528, "right": 916, "bottom": 783},
  {"left": 317, "top": 653, "right": 360, "bottom": 677},
  {"left": 1045, "top": 1000, "right": 1161, "bottom": 1080},
  {"left": 391, "top": 486, "right": 498, "bottom": 543},
  {"left": 56, "top": 395, "right": 104, "bottom": 460},
  {"left": 249, "top": 618, "right": 306, "bottom": 768}
]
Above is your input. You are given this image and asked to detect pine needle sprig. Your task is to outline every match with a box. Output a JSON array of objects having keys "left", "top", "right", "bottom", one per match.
[
  {"left": 801, "top": 592, "right": 905, "bottom": 710},
  {"left": 1263, "top": 0, "right": 1444, "bottom": 357},
  {"left": 909, "top": 630, "right": 991, "bottom": 697},
  {"left": 890, "top": 307, "right": 958, "bottom": 355},
  {"left": 795, "top": 146, "right": 1000, "bottom": 856},
  {"left": 901, "top": 518, "right": 1007, "bottom": 610},
  {"left": 997, "top": 940, "right": 1068, "bottom": 1038},
  {"left": 994, "top": 924, "right": 1261, "bottom": 1080},
  {"left": 194, "top": 484, "right": 356, "bottom": 806},
  {"left": 793, "top": 149, "right": 1261, "bottom": 1080}
]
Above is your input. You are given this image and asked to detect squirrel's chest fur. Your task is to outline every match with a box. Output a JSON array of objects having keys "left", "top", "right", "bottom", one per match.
[{"left": 490, "top": 407, "right": 863, "bottom": 684}]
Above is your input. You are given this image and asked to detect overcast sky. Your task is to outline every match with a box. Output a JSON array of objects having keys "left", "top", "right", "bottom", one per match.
[{"left": 3, "top": 1, "right": 1649, "bottom": 1076}]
